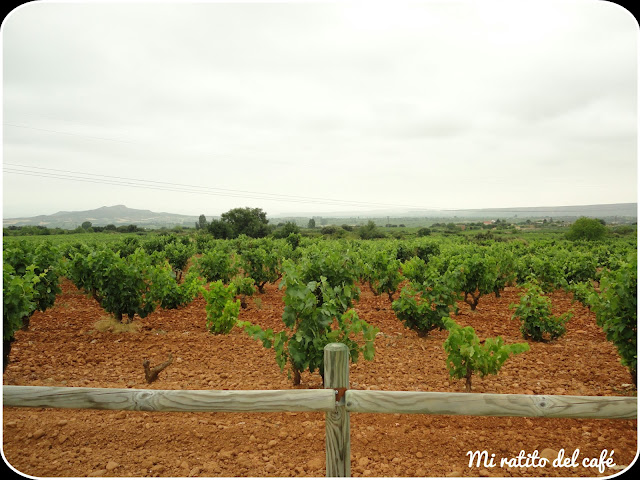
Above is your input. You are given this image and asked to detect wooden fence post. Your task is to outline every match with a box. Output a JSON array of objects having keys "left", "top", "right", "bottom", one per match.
[{"left": 324, "top": 343, "right": 351, "bottom": 477}]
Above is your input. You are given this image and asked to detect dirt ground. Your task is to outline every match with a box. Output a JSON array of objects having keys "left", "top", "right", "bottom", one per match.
[{"left": 2, "top": 279, "right": 637, "bottom": 477}]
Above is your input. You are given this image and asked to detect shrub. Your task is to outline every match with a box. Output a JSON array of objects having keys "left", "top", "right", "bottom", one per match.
[
  {"left": 163, "top": 240, "right": 195, "bottom": 280},
  {"left": 241, "top": 247, "right": 376, "bottom": 385},
  {"left": 237, "top": 245, "right": 281, "bottom": 293},
  {"left": 272, "top": 221, "right": 300, "bottom": 239},
  {"left": 400, "top": 256, "right": 429, "bottom": 284},
  {"left": 566, "top": 217, "right": 607, "bottom": 241},
  {"left": 360, "top": 246, "right": 403, "bottom": 301},
  {"left": 588, "top": 254, "right": 637, "bottom": 385},
  {"left": 392, "top": 276, "right": 459, "bottom": 337},
  {"left": 358, "top": 220, "right": 385, "bottom": 239},
  {"left": 3, "top": 263, "right": 39, "bottom": 342},
  {"left": 68, "top": 248, "right": 162, "bottom": 323},
  {"left": 443, "top": 318, "right": 529, "bottom": 392},
  {"left": 447, "top": 251, "right": 498, "bottom": 310},
  {"left": 232, "top": 275, "right": 256, "bottom": 308},
  {"left": 152, "top": 268, "right": 203, "bottom": 310},
  {"left": 3, "top": 241, "right": 63, "bottom": 316},
  {"left": 414, "top": 241, "right": 440, "bottom": 262},
  {"left": 202, "top": 280, "right": 241, "bottom": 335},
  {"left": 510, "top": 282, "right": 571, "bottom": 342},
  {"left": 111, "top": 236, "right": 141, "bottom": 257},
  {"left": 194, "top": 247, "right": 238, "bottom": 283}
]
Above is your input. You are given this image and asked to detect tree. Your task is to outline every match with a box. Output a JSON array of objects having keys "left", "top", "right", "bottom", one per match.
[
  {"left": 196, "top": 214, "right": 208, "bottom": 230},
  {"left": 116, "top": 224, "right": 139, "bottom": 233},
  {"left": 358, "top": 220, "right": 385, "bottom": 239},
  {"left": 208, "top": 219, "right": 234, "bottom": 239},
  {"left": 81, "top": 221, "right": 92, "bottom": 230},
  {"left": 307, "top": 218, "right": 316, "bottom": 229},
  {"left": 216, "top": 207, "right": 270, "bottom": 238},
  {"left": 566, "top": 217, "right": 607, "bottom": 241},
  {"left": 321, "top": 226, "right": 338, "bottom": 235},
  {"left": 273, "top": 221, "right": 300, "bottom": 239}
]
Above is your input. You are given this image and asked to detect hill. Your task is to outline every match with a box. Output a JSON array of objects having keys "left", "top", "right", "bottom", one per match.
[
  {"left": 3, "top": 205, "right": 202, "bottom": 229},
  {"left": 3, "top": 203, "right": 637, "bottom": 229}
]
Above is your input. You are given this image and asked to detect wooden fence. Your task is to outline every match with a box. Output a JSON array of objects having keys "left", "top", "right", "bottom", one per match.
[{"left": 3, "top": 343, "right": 637, "bottom": 477}]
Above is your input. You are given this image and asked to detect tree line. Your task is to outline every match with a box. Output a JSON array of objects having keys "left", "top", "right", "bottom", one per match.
[{"left": 5, "top": 205, "right": 633, "bottom": 244}]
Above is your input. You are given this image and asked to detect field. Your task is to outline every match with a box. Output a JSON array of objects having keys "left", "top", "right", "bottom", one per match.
[{"left": 3, "top": 260, "right": 637, "bottom": 477}]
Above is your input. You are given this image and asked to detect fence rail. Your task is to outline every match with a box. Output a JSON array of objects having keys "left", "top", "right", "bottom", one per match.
[
  {"left": 2, "top": 385, "right": 336, "bottom": 413},
  {"left": 4, "top": 385, "right": 636, "bottom": 419},
  {"left": 345, "top": 390, "right": 637, "bottom": 419},
  {"left": 3, "top": 343, "right": 637, "bottom": 477}
]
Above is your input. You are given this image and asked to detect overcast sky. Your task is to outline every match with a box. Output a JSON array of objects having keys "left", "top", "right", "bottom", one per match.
[{"left": 2, "top": 0, "right": 637, "bottom": 218}]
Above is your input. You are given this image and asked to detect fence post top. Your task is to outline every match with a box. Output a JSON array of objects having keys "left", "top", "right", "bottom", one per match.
[{"left": 324, "top": 343, "right": 349, "bottom": 352}]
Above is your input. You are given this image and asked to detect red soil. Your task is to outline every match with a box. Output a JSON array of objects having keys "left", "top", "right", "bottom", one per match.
[{"left": 2, "top": 279, "right": 637, "bottom": 477}]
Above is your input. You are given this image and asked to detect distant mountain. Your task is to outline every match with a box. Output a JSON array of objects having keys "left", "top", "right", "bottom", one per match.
[
  {"left": 3, "top": 202, "right": 637, "bottom": 229},
  {"left": 281, "top": 203, "right": 638, "bottom": 222},
  {"left": 435, "top": 203, "right": 638, "bottom": 220},
  {"left": 3, "top": 205, "right": 204, "bottom": 229}
]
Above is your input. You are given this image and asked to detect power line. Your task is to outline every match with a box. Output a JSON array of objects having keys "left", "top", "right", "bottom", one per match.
[
  {"left": 4, "top": 123, "right": 138, "bottom": 144},
  {"left": 3, "top": 167, "right": 361, "bottom": 206},
  {"left": 3, "top": 163, "right": 432, "bottom": 210},
  {"left": 4, "top": 120, "right": 442, "bottom": 211},
  {"left": 5, "top": 162, "right": 357, "bottom": 203}
]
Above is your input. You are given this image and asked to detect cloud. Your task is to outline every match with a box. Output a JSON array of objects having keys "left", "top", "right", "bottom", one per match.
[{"left": 2, "top": 1, "right": 636, "bottom": 217}]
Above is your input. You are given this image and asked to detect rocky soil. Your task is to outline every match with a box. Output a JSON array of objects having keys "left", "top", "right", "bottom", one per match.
[{"left": 2, "top": 279, "right": 637, "bottom": 477}]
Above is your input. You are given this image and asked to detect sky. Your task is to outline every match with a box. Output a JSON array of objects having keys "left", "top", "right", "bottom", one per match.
[{"left": 1, "top": 0, "right": 638, "bottom": 218}]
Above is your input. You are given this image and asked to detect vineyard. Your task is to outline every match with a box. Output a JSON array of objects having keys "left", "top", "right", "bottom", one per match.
[{"left": 2, "top": 229, "right": 637, "bottom": 477}]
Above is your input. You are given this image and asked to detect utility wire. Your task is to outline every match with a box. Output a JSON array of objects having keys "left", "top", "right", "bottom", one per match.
[
  {"left": 4, "top": 120, "right": 440, "bottom": 211},
  {"left": 3, "top": 163, "right": 432, "bottom": 210},
  {"left": 5, "top": 162, "right": 369, "bottom": 203},
  {"left": 3, "top": 119, "right": 439, "bottom": 211},
  {"left": 4, "top": 123, "right": 138, "bottom": 144},
  {"left": 3, "top": 168, "right": 359, "bottom": 206},
  {"left": 6, "top": 165, "right": 610, "bottom": 216}
]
